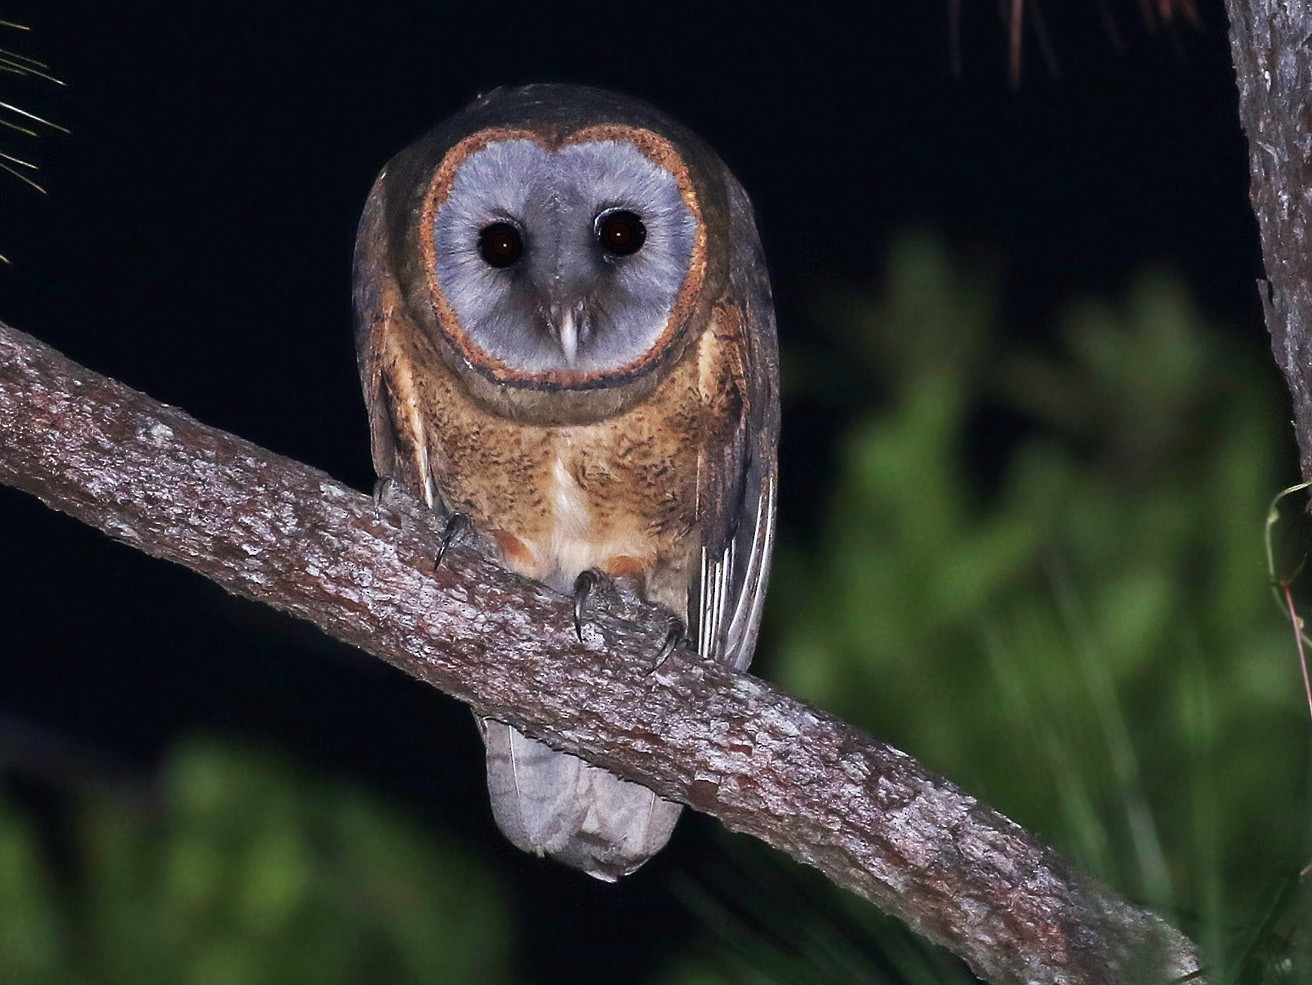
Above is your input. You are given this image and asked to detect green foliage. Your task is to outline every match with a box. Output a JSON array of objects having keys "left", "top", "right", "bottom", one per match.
[
  {"left": 0, "top": 796, "right": 60, "bottom": 982},
  {"left": 0, "top": 742, "right": 512, "bottom": 985},
  {"left": 675, "top": 234, "right": 1311, "bottom": 983}
]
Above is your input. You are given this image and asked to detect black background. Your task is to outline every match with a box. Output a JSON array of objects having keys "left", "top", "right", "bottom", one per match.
[{"left": 0, "top": 2, "right": 1267, "bottom": 981}]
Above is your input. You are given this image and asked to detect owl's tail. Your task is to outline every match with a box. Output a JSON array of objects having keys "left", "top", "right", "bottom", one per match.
[{"left": 478, "top": 718, "right": 682, "bottom": 881}]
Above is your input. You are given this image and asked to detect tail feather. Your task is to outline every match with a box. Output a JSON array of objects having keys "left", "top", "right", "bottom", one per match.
[{"left": 480, "top": 718, "right": 682, "bottom": 881}]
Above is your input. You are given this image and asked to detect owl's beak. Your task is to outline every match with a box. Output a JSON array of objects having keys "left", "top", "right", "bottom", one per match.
[{"left": 548, "top": 304, "right": 580, "bottom": 367}]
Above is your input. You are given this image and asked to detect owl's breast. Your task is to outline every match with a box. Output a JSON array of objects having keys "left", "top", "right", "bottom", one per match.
[
  {"left": 527, "top": 399, "right": 703, "bottom": 602},
  {"left": 383, "top": 306, "right": 743, "bottom": 614}
]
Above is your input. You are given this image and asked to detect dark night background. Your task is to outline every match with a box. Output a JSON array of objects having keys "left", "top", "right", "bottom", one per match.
[{"left": 0, "top": 2, "right": 1285, "bottom": 982}]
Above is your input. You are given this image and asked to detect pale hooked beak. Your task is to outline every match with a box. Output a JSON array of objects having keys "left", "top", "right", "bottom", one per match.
[
  {"left": 548, "top": 303, "right": 581, "bottom": 367},
  {"left": 557, "top": 308, "right": 579, "bottom": 367}
]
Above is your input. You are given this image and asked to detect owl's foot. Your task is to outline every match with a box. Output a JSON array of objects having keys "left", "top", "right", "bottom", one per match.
[
  {"left": 651, "top": 616, "right": 690, "bottom": 673},
  {"left": 573, "top": 570, "right": 689, "bottom": 668},
  {"left": 572, "top": 569, "right": 602, "bottom": 642},
  {"left": 571, "top": 568, "right": 638, "bottom": 641},
  {"left": 372, "top": 476, "right": 402, "bottom": 521},
  {"left": 434, "top": 512, "right": 471, "bottom": 569}
]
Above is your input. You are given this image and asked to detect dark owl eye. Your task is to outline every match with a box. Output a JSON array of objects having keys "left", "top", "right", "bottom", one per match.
[
  {"left": 595, "top": 210, "right": 646, "bottom": 257},
  {"left": 478, "top": 221, "right": 524, "bottom": 268}
]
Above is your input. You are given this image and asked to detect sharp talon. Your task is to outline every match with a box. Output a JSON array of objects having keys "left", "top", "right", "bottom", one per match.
[
  {"left": 371, "top": 477, "right": 396, "bottom": 520},
  {"left": 434, "top": 513, "right": 470, "bottom": 569},
  {"left": 651, "top": 617, "right": 687, "bottom": 673},
  {"left": 573, "top": 569, "right": 600, "bottom": 642}
]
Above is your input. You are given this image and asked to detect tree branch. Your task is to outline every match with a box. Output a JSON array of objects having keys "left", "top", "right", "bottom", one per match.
[
  {"left": 1225, "top": 0, "right": 1312, "bottom": 483},
  {"left": 0, "top": 320, "right": 1201, "bottom": 985}
]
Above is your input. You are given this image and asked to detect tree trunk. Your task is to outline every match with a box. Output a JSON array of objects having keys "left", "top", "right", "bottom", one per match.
[{"left": 1225, "top": 0, "right": 1312, "bottom": 482}]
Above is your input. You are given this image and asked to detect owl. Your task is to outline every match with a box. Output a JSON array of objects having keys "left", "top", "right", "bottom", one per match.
[{"left": 353, "top": 84, "right": 779, "bottom": 881}]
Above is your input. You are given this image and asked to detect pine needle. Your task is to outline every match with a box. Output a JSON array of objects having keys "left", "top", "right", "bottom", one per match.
[
  {"left": 0, "top": 99, "right": 68, "bottom": 133},
  {"left": 0, "top": 20, "right": 65, "bottom": 264},
  {"left": 960, "top": 0, "right": 1203, "bottom": 84},
  {"left": 0, "top": 157, "right": 45, "bottom": 193}
]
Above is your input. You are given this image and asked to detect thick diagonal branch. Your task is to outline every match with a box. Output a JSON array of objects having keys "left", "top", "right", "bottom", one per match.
[{"left": 0, "top": 321, "right": 1200, "bottom": 985}]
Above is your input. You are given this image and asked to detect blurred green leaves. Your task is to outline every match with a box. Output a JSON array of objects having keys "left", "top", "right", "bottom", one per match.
[
  {"left": 0, "top": 795, "right": 59, "bottom": 980},
  {"left": 0, "top": 742, "right": 511, "bottom": 985}
]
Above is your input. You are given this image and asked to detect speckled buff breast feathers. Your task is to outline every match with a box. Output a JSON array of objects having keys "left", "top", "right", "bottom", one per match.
[{"left": 353, "top": 84, "right": 780, "bottom": 880}]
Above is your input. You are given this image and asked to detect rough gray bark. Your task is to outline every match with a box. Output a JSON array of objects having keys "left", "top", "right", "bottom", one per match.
[
  {"left": 0, "top": 320, "right": 1201, "bottom": 985},
  {"left": 1225, "top": 0, "right": 1312, "bottom": 482}
]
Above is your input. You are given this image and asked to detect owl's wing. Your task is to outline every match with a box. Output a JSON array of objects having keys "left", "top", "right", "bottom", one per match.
[
  {"left": 690, "top": 179, "right": 781, "bottom": 672},
  {"left": 354, "top": 177, "right": 400, "bottom": 476},
  {"left": 353, "top": 173, "right": 438, "bottom": 509}
]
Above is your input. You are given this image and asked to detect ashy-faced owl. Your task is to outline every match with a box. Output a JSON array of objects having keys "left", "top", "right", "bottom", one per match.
[{"left": 353, "top": 85, "right": 779, "bottom": 880}]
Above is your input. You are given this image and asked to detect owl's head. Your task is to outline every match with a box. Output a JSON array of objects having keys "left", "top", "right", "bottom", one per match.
[{"left": 358, "top": 85, "right": 738, "bottom": 419}]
